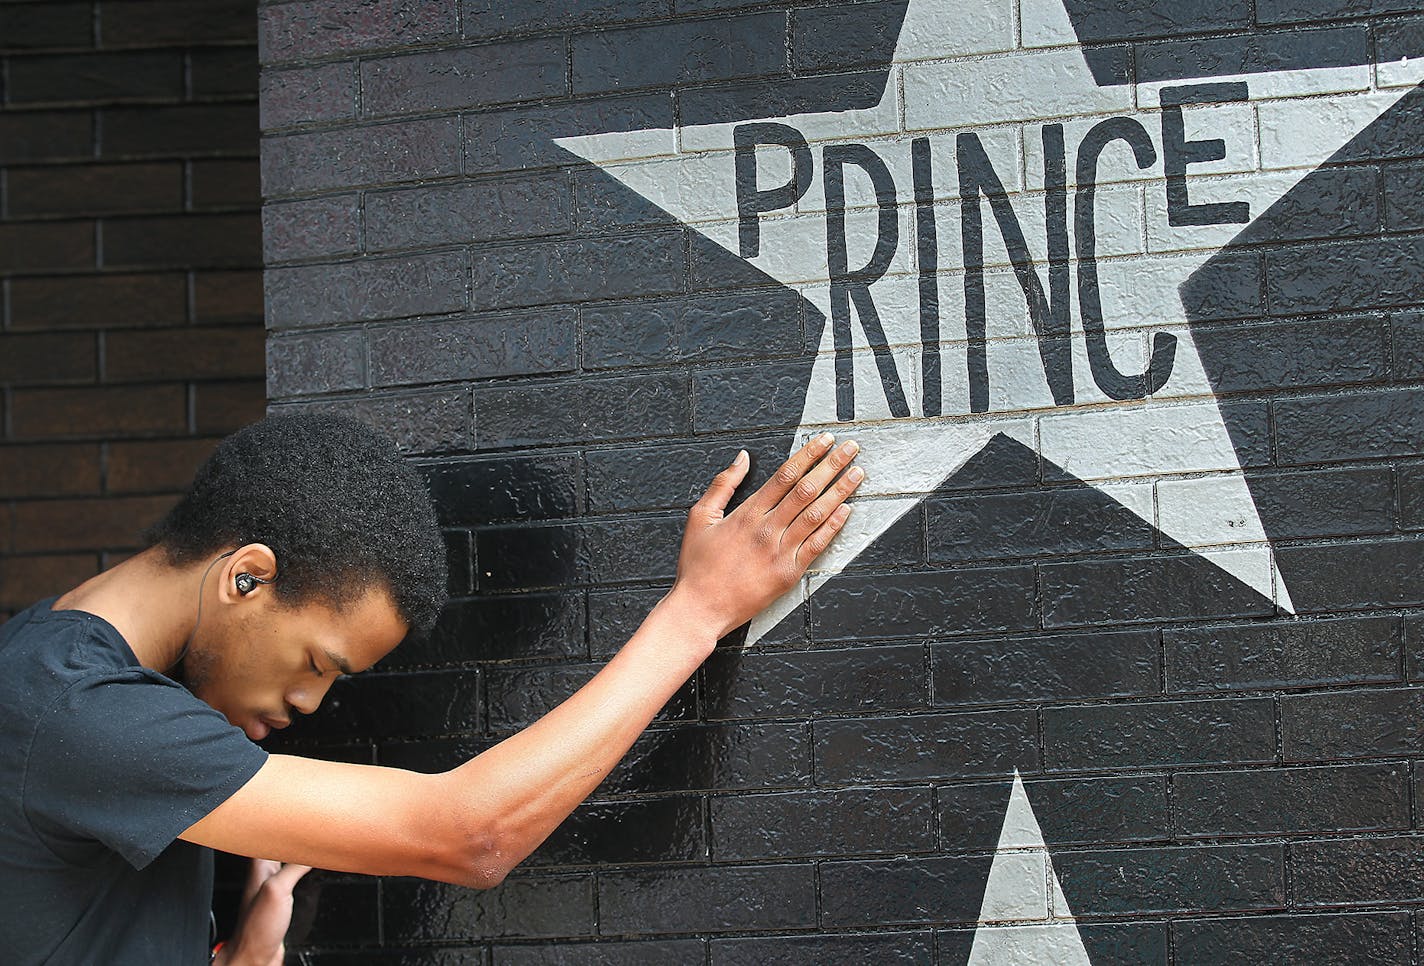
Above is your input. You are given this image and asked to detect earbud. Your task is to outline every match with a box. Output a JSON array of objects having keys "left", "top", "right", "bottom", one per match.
[{"left": 235, "top": 572, "right": 272, "bottom": 596}]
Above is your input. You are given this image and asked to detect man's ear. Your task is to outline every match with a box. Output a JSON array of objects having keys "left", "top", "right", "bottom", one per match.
[{"left": 219, "top": 543, "right": 279, "bottom": 603}]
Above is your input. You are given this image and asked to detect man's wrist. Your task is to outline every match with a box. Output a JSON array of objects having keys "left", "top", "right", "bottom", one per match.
[{"left": 648, "top": 585, "right": 724, "bottom": 656}]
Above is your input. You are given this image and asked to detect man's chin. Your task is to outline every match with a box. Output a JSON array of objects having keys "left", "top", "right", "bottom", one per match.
[{"left": 243, "top": 718, "right": 270, "bottom": 741}]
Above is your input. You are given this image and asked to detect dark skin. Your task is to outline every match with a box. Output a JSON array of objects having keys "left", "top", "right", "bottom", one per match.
[{"left": 53, "top": 434, "right": 863, "bottom": 966}]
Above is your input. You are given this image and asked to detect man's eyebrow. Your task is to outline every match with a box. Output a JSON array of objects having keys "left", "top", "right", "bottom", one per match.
[{"left": 323, "top": 648, "right": 356, "bottom": 676}]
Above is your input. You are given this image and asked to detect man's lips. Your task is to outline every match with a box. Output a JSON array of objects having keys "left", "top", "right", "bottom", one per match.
[{"left": 247, "top": 715, "right": 291, "bottom": 741}]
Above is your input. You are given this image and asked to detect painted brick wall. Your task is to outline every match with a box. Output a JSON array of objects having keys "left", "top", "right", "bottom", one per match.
[
  {"left": 0, "top": 0, "right": 266, "bottom": 621},
  {"left": 259, "top": 0, "right": 1424, "bottom": 962}
]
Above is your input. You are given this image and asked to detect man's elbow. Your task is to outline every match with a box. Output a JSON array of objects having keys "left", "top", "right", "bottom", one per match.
[{"left": 432, "top": 816, "right": 517, "bottom": 889}]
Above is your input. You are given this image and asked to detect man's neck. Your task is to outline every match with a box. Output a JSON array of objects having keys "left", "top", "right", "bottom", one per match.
[{"left": 52, "top": 547, "right": 207, "bottom": 673}]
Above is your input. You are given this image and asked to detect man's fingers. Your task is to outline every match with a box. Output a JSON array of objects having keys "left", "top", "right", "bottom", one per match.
[
  {"left": 745, "top": 432, "right": 837, "bottom": 515},
  {"left": 692, "top": 450, "right": 749, "bottom": 520},
  {"left": 784, "top": 458, "right": 864, "bottom": 545},
  {"left": 269, "top": 863, "right": 313, "bottom": 892},
  {"left": 768, "top": 438, "right": 860, "bottom": 529},
  {"left": 794, "top": 502, "right": 853, "bottom": 570}
]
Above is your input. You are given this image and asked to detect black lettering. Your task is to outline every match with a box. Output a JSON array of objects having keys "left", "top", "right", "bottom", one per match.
[
  {"left": 824, "top": 142, "right": 907, "bottom": 421},
  {"left": 911, "top": 137, "right": 940, "bottom": 417},
  {"left": 957, "top": 129, "right": 1074, "bottom": 415},
  {"left": 734, "top": 122, "right": 813, "bottom": 259},
  {"left": 1161, "top": 82, "right": 1251, "bottom": 227},
  {"left": 1076, "top": 116, "right": 1177, "bottom": 400}
]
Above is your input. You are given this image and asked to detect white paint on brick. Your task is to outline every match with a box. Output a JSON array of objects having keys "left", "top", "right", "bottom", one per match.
[
  {"left": 967, "top": 771, "right": 1091, "bottom": 963},
  {"left": 553, "top": 0, "right": 1422, "bottom": 647},
  {"left": 1157, "top": 474, "right": 1271, "bottom": 549},
  {"left": 1377, "top": 54, "right": 1424, "bottom": 90}
]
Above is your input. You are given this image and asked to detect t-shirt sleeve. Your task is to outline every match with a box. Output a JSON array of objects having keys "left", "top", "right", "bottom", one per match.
[{"left": 22, "top": 669, "right": 270, "bottom": 870}]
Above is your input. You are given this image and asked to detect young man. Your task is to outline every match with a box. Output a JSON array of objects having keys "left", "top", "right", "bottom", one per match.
[{"left": 0, "top": 413, "right": 864, "bottom": 965}]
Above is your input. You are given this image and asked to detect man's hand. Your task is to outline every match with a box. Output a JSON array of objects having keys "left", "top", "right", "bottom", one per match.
[
  {"left": 669, "top": 433, "right": 863, "bottom": 639},
  {"left": 213, "top": 859, "right": 311, "bottom": 966}
]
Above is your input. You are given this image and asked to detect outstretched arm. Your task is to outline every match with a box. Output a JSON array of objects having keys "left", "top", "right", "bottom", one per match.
[{"left": 180, "top": 433, "right": 863, "bottom": 887}]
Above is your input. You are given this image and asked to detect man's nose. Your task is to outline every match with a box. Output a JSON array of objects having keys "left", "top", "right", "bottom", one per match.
[{"left": 287, "top": 677, "right": 334, "bottom": 716}]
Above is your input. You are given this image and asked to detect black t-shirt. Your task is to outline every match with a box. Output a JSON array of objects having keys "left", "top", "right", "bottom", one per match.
[{"left": 0, "top": 597, "right": 269, "bottom": 965}]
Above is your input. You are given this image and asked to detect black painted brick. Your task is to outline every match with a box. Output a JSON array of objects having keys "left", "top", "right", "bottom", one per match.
[
  {"left": 464, "top": 94, "right": 675, "bottom": 176},
  {"left": 473, "top": 372, "right": 691, "bottom": 449},
  {"left": 702, "top": 643, "right": 928, "bottom": 720},
  {"left": 1257, "top": 0, "right": 1417, "bottom": 23},
  {"left": 584, "top": 435, "right": 778, "bottom": 514},
  {"left": 678, "top": 67, "right": 887, "bottom": 129},
  {"left": 493, "top": 939, "right": 703, "bottom": 966},
  {"left": 487, "top": 662, "right": 694, "bottom": 731},
  {"left": 711, "top": 786, "right": 933, "bottom": 860},
  {"left": 932, "top": 628, "right": 1160, "bottom": 707},
  {"left": 1164, "top": 615, "right": 1402, "bottom": 692},
  {"left": 261, "top": 195, "right": 361, "bottom": 263},
  {"left": 790, "top": 3, "right": 909, "bottom": 73},
  {"left": 422, "top": 454, "right": 580, "bottom": 526},
  {"left": 260, "top": 117, "right": 461, "bottom": 196},
  {"left": 264, "top": 251, "right": 468, "bottom": 329},
  {"left": 470, "top": 230, "right": 685, "bottom": 311},
  {"left": 572, "top": 15, "right": 787, "bottom": 94},
  {"left": 259, "top": 62, "right": 358, "bottom": 130},
  {"left": 365, "top": 176, "right": 572, "bottom": 251},
  {"left": 1054, "top": 844, "right": 1285, "bottom": 915},
  {"left": 390, "top": 592, "right": 585, "bottom": 667},
  {"left": 528, "top": 796, "right": 704, "bottom": 869},
  {"left": 1192, "top": 316, "right": 1388, "bottom": 395},
  {"left": 1176, "top": 250, "right": 1264, "bottom": 323},
  {"left": 1064, "top": 0, "right": 1249, "bottom": 41},
  {"left": 597, "top": 721, "right": 812, "bottom": 796},
  {"left": 1175, "top": 763, "right": 1409, "bottom": 837},
  {"left": 819, "top": 853, "right": 992, "bottom": 926},
  {"left": 383, "top": 875, "right": 595, "bottom": 942},
  {"left": 475, "top": 514, "right": 683, "bottom": 590},
  {"left": 811, "top": 565, "right": 1038, "bottom": 641},
  {"left": 815, "top": 708, "right": 1038, "bottom": 783},
  {"left": 1281, "top": 686, "right": 1424, "bottom": 761},
  {"left": 1043, "top": 697, "right": 1276, "bottom": 771},
  {"left": 927, "top": 487, "right": 1155, "bottom": 563},
  {"left": 265, "top": 330, "right": 365, "bottom": 396},
  {"left": 588, "top": 585, "right": 670, "bottom": 658},
  {"left": 361, "top": 40, "right": 566, "bottom": 116},
  {"left": 268, "top": 388, "right": 472, "bottom": 454},
  {"left": 1243, "top": 466, "right": 1396, "bottom": 540},
  {"left": 368, "top": 309, "right": 578, "bottom": 387},
  {"left": 1275, "top": 537, "right": 1424, "bottom": 612},
  {"left": 288, "top": 669, "right": 481, "bottom": 741},
  {"left": 463, "top": 0, "right": 668, "bottom": 39},
  {"left": 1040, "top": 550, "right": 1276, "bottom": 628},
  {"left": 1386, "top": 162, "right": 1424, "bottom": 233},
  {"left": 581, "top": 289, "right": 803, "bottom": 370},
  {"left": 939, "top": 774, "right": 1170, "bottom": 849},
  {"left": 1172, "top": 912, "right": 1412, "bottom": 963},
  {"left": 1275, "top": 389, "right": 1424, "bottom": 466},
  {"left": 691, "top": 359, "right": 815, "bottom": 433},
  {"left": 1393, "top": 310, "right": 1424, "bottom": 380},
  {"left": 1266, "top": 236, "right": 1424, "bottom": 316},
  {"left": 712, "top": 932, "right": 932, "bottom": 965},
  {"left": 1293, "top": 835, "right": 1424, "bottom": 906},
  {"left": 259, "top": 0, "right": 459, "bottom": 65},
  {"left": 597, "top": 864, "right": 815, "bottom": 934},
  {"left": 1137, "top": 26, "right": 1367, "bottom": 83}
]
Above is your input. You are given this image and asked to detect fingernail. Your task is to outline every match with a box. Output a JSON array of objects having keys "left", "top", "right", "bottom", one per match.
[
  {"left": 847, "top": 466, "right": 865, "bottom": 482},
  {"left": 842, "top": 440, "right": 859, "bottom": 457},
  {"left": 817, "top": 431, "right": 835, "bottom": 447},
  {"left": 735, "top": 449, "right": 748, "bottom": 466}
]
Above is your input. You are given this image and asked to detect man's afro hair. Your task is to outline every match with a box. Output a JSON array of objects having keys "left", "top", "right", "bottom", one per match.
[{"left": 143, "top": 412, "right": 448, "bottom": 637}]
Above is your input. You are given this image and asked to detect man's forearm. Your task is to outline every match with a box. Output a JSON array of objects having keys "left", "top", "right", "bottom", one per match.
[{"left": 435, "top": 590, "right": 719, "bottom": 883}]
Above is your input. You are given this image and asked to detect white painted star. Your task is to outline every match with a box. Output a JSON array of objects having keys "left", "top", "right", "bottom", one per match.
[{"left": 558, "top": 0, "right": 1421, "bottom": 646}]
